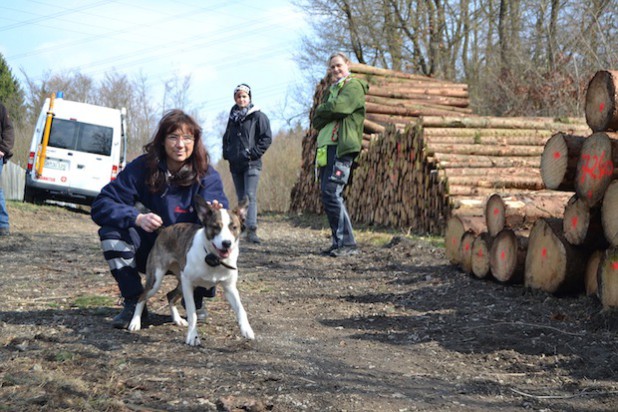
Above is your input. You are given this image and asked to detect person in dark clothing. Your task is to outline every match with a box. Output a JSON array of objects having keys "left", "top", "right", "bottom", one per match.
[
  {"left": 222, "top": 83, "right": 272, "bottom": 244},
  {"left": 91, "top": 109, "right": 229, "bottom": 329},
  {"left": 312, "top": 52, "right": 369, "bottom": 257},
  {"left": 0, "top": 102, "right": 15, "bottom": 236}
]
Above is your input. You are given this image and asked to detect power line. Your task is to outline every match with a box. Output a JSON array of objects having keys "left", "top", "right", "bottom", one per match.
[{"left": 0, "top": 0, "right": 113, "bottom": 32}]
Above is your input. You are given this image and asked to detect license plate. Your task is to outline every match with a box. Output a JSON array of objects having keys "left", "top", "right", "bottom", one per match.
[{"left": 44, "top": 158, "right": 69, "bottom": 171}]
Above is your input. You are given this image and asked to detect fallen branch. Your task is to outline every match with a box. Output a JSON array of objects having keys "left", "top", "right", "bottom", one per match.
[{"left": 509, "top": 387, "right": 618, "bottom": 399}]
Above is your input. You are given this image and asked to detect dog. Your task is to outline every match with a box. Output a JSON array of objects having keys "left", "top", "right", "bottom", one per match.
[{"left": 128, "top": 195, "right": 254, "bottom": 346}]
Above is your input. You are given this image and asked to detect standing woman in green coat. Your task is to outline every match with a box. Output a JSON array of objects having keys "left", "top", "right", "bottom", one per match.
[{"left": 312, "top": 52, "right": 369, "bottom": 257}]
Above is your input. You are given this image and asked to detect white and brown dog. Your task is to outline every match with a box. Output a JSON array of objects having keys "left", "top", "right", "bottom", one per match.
[{"left": 128, "top": 195, "right": 254, "bottom": 346}]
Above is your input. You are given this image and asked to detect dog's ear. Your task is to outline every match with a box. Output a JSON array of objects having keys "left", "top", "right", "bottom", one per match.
[
  {"left": 233, "top": 197, "right": 249, "bottom": 224},
  {"left": 193, "top": 195, "right": 214, "bottom": 222}
]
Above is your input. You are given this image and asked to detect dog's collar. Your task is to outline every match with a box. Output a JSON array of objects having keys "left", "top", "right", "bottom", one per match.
[{"left": 204, "top": 250, "right": 237, "bottom": 270}]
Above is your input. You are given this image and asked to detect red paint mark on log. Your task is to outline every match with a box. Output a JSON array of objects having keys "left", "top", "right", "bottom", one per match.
[
  {"left": 493, "top": 208, "right": 499, "bottom": 216},
  {"left": 465, "top": 243, "right": 470, "bottom": 251},
  {"left": 553, "top": 151, "right": 561, "bottom": 159},
  {"left": 571, "top": 216, "right": 578, "bottom": 228},
  {"left": 477, "top": 249, "right": 483, "bottom": 257},
  {"left": 501, "top": 250, "right": 506, "bottom": 261},
  {"left": 542, "top": 248, "right": 547, "bottom": 258},
  {"left": 612, "top": 261, "right": 618, "bottom": 270},
  {"left": 600, "top": 102, "right": 605, "bottom": 112},
  {"left": 580, "top": 152, "right": 614, "bottom": 184}
]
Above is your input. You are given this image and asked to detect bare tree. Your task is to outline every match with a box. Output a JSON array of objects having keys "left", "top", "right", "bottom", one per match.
[{"left": 296, "top": 0, "right": 618, "bottom": 118}]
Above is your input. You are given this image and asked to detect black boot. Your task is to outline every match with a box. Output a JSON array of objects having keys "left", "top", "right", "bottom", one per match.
[
  {"left": 246, "top": 227, "right": 261, "bottom": 244},
  {"left": 112, "top": 299, "right": 148, "bottom": 329}
]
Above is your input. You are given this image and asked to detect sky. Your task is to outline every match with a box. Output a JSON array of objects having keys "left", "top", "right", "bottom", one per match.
[{"left": 0, "top": 0, "right": 311, "bottom": 161}]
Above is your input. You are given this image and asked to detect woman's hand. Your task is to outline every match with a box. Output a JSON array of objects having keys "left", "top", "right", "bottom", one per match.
[
  {"left": 208, "top": 200, "right": 224, "bottom": 210},
  {"left": 135, "top": 213, "right": 163, "bottom": 232}
]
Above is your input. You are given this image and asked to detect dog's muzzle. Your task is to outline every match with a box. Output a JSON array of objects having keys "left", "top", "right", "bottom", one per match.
[{"left": 211, "top": 240, "right": 232, "bottom": 259}]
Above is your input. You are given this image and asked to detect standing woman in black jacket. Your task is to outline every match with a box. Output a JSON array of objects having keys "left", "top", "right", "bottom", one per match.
[{"left": 222, "top": 84, "right": 272, "bottom": 243}]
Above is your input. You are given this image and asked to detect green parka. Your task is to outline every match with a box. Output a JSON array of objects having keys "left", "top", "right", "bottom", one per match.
[{"left": 312, "top": 76, "right": 369, "bottom": 158}]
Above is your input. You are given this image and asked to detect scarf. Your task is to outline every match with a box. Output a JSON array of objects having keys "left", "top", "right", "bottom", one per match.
[{"left": 230, "top": 103, "right": 254, "bottom": 123}]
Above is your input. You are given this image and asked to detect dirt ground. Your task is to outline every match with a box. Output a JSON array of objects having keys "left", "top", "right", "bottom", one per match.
[{"left": 0, "top": 201, "right": 617, "bottom": 412}]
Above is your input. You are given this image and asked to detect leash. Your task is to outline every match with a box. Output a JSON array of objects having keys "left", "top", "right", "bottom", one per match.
[{"left": 204, "top": 248, "right": 237, "bottom": 270}]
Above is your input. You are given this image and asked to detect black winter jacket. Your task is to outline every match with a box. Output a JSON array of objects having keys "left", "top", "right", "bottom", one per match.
[
  {"left": 222, "top": 106, "right": 272, "bottom": 173},
  {"left": 0, "top": 103, "right": 15, "bottom": 164}
]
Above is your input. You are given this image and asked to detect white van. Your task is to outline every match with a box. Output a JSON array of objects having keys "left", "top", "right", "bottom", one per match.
[{"left": 24, "top": 93, "right": 127, "bottom": 205}]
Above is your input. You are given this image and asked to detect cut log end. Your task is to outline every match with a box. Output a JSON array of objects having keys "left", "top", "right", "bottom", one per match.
[
  {"left": 490, "top": 229, "right": 525, "bottom": 283},
  {"left": 444, "top": 215, "right": 485, "bottom": 264},
  {"left": 598, "top": 248, "right": 618, "bottom": 309},
  {"left": 471, "top": 233, "right": 492, "bottom": 279},
  {"left": 485, "top": 193, "right": 506, "bottom": 237},
  {"left": 562, "top": 195, "right": 590, "bottom": 245},
  {"left": 575, "top": 132, "right": 615, "bottom": 207},
  {"left": 602, "top": 180, "right": 618, "bottom": 246},
  {"left": 585, "top": 250, "right": 604, "bottom": 297},
  {"left": 585, "top": 70, "right": 618, "bottom": 132},
  {"left": 459, "top": 231, "right": 476, "bottom": 274},
  {"left": 540, "top": 132, "right": 569, "bottom": 190},
  {"left": 524, "top": 218, "right": 588, "bottom": 295}
]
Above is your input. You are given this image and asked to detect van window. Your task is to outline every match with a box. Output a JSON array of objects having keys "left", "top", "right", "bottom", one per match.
[{"left": 48, "top": 119, "right": 113, "bottom": 156}]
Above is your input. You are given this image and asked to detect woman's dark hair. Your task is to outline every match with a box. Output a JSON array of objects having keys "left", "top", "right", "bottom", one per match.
[{"left": 143, "top": 109, "right": 210, "bottom": 193}]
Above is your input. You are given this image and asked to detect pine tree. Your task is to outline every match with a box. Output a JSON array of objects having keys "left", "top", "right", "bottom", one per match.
[{"left": 0, "top": 53, "right": 25, "bottom": 123}]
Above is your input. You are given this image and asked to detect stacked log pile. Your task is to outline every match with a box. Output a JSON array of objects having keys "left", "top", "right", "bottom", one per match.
[
  {"left": 290, "top": 63, "right": 472, "bottom": 217},
  {"left": 532, "top": 69, "right": 618, "bottom": 307},
  {"left": 445, "top": 192, "right": 573, "bottom": 282},
  {"left": 290, "top": 64, "right": 589, "bottom": 235},
  {"left": 446, "top": 70, "right": 618, "bottom": 308}
]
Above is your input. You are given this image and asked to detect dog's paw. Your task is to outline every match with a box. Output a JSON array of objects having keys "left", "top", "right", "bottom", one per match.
[
  {"left": 186, "top": 332, "right": 201, "bottom": 346},
  {"left": 128, "top": 318, "right": 141, "bottom": 331},
  {"left": 173, "top": 316, "right": 188, "bottom": 327},
  {"left": 240, "top": 325, "right": 255, "bottom": 340}
]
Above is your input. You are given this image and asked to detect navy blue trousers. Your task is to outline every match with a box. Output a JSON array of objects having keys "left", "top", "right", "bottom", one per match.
[{"left": 98, "top": 226, "right": 214, "bottom": 307}]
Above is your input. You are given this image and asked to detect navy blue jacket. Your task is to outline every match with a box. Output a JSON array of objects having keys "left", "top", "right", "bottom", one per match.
[
  {"left": 222, "top": 106, "right": 272, "bottom": 173},
  {"left": 91, "top": 155, "right": 229, "bottom": 230}
]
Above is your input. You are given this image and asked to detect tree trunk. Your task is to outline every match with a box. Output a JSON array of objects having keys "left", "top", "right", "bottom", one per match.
[
  {"left": 562, "top": 195, "right": 607, "bottom": 248},
  {"left": 420, "top": 116, "right": 588, "bottom": 130},
  {"left": 585, "top": 70, "right": 618, "bottom": 132},
  {"left": 524, "top": 218, "right": 590, "bottom": 295},
  {"left": 364, "top": 118, "right": 386, "bottom": 134},
  {"left": 431, "top": 153, "right": 541, "bottom": 168},
  {"left": 490, "top": 228, "right": 527, "bottom": 283},
  {"left": 574, "top": 131, "right": 618, "bottom": 207},
  {"left": 585, "top": 249, "right": 604, "bottom": 297},
  {"left": 485, "top": 193, "right": 507, "bottom": 236},
  {"left": 601, "top": 180, "right": 618, "bottom": 246},
  {"left": 459, "top": 230, "right": 477, "bottom": 274},
  {"left": 540, "top": 132, "right": 586, "bottom": 191},
  {"left": 349, "top": 63, "right": 444, "bottom": 81},
  {"left": 424, "top": 128, "right": 556, "bottom": 145},
  {"left": 426, "top": 144, "right": 543, "bottom": 157},
  {"left": 365, "top": 95, "right": 474, "bottom": 114},
  {"left": 375, "top": 84, "right": 469, "bottom": 98},
  {"left": 484, "top": 192, "right": 572, "bottom": 237},
  {"left": 598, "top": 247, "right": 618, "bottom": 309},
  {"left": 444, "top": 215, "right": 485, "bottom": 264},
  {"left": 471, "top": 232, "right": 493, "bottom": 279}
]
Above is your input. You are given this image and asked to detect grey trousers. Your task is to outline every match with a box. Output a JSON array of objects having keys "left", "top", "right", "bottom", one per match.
[
  {"left": 319, "top": 145, "right": 356, "bottom": 248},
  {"left": 231, "top": 167, "right": 261, "bottom": 229}
]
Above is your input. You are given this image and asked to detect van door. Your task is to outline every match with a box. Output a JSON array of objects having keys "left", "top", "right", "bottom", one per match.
[{"left": 47, "top": 118, "right": 114, "bottom": 196}]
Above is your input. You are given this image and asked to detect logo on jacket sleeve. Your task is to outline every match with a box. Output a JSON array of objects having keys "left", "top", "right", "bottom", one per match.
[{"left": 174, "top": 206, "right": 189, "bottom": 214}]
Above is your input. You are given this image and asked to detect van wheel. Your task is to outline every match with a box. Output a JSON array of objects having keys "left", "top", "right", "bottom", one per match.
[{"left": 23, "top": 186, "right": 43, "bottom": 204}]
